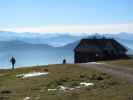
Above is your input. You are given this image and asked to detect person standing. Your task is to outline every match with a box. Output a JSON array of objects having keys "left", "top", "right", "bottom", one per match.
[
  {"left": 10, "top": 56, "right": 16, "bottom": 70},
  {"left": 63, "top": 59, "right": 66, "bottom": 64}
]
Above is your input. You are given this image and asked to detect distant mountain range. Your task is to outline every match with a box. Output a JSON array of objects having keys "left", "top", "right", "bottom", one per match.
[
  {"left": 0, "top": 31, "right": 86, "bottom": 46},
  {"left": 0, "top": 31, "right": 133, "bottom": 68},
  {"left": 0, "top": 31, "right": 133, "bottom": 47}
]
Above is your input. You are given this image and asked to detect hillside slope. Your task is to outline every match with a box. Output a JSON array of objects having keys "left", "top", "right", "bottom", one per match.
[{"left": 0, "top": 63, "right": 133, "bottom": 100}]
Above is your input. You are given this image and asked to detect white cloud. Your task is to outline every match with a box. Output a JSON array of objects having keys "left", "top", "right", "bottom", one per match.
[{"left": 1, "top": 23, "right": 133, "bottom": 35}]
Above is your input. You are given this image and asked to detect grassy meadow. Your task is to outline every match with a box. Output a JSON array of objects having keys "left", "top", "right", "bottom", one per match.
[
  {"left": 102, "top": 59, "right": 133, "bottom": 68},
  {"left": 0, "top": 63, "right": 133, "bottom": 100}
]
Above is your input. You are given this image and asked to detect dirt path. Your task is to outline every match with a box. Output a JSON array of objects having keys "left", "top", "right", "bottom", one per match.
[{"left": 79, "top": 63, "right": 133, "bottom": 83}]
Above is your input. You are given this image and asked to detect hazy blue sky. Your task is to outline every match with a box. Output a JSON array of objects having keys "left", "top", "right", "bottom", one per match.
[{"left": 0, "top": 0, "right": 133, "bottom": 33}]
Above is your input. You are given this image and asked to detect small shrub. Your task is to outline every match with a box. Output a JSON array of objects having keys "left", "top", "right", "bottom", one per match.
[
  {"left": 44, "top": 69, "right": 48, "bottom": 72},
  {"left": 46, "top": 81, "right": 58, "bottom": 88},
  {"left": 1, "top": 90, "right": 11, "bottom": 94},
  {"left": 80, "top": 74, "right": 85, "bottom": 78},
  {"left": 101, "top": 72, "right": 107, "bottom": 76},
  {"left": 68, "top": 80, "right": 80, "bottom": 87},
  {"left": 55, "top": 80, "right": 63, "bottom": 85},
  {"left": 96, "top": 76, "right": 103, "bottom": 81}
]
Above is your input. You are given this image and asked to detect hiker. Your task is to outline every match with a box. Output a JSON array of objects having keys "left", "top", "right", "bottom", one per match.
[
  {"left": 63, "top": 59, "right": 66, "bottom": 64},
  {"left": 10, "top": 56, "right": 16, "bottom": 70}
]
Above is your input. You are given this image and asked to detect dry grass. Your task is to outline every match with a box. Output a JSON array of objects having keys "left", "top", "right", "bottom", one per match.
[
  {"left": 102, "top": 59, "right": 133, "bottom": 68},
  {"left": 0, "top": 64, "right": 133, "bottom": 100}
]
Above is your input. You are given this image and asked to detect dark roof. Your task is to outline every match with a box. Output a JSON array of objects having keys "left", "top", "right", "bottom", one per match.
[{"left": 74, "top": 38, "right": 127, "bottom": 52}]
